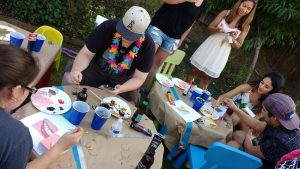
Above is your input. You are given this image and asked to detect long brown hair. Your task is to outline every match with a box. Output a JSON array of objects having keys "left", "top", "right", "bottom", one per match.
[
  {"left": 0, "top": 45, "right": 40, "bottom": 90},
  {"left": 226, "top": 0, "right": 257, "bottom": 31}
]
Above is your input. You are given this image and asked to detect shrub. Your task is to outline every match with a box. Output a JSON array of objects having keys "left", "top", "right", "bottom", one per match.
[{"left": 3, "top": 0, "right": 94, "bottom": 39}]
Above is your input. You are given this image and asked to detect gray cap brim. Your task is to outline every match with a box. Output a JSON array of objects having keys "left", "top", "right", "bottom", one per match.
[{"left": 116, "top": 20, "right": 142, "bottom": 41}]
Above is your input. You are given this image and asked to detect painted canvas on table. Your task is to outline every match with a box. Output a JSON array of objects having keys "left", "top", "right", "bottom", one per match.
[{"left": 21, "top": 112, "right": 75, "bottom": 155}]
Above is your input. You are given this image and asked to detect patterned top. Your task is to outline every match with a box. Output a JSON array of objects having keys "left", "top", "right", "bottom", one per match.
[
  {"left": 232, "top": 91, "right": 255, "bottom": 109},
  {"left": 259, "top": 125, "right": 300, "bottom": 169},
  {"left": 276, "top": 157, "right": 300, "bottom": 169}
]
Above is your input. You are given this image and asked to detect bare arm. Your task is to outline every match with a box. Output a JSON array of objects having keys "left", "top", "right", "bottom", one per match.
[
  {"left": 178, "top": 24, "right": 193, "bottom": 47},
  {"left": 224, "top": 98, "right": 267, "bottom": 132},
  {"left": 67, "top": 46, "right": 95, "bottom": 84},
  {"left": 214, "top": 84, "right": 252, "bottom": 107},
  {"left": 231, "top": 26, "right": 250, "bottom": 49},
  {"left": 71, "top": 45, "right": 95, "bottom": 72},
  {"left": 244, "top": 130, "right": 265, "bottom": 159},
  {"left": 101, "top": 69, "right": 148, "bottom": 95},
  {"left": 26, "top": 127, "right": 84, "bottom": 169},
  {"left": 118, "top": 69, "right": 148, "bottom": 93},
  {"left": 207, "top": 10, "right": 228, "bottom": 34}
]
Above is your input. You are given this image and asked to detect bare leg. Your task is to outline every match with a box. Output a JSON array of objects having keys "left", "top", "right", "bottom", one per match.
[
  {"left": 152, "top": 48, "right": 171, "bottom": 72},
  {"left": 233, "top": 130, "right": 246, "bottom": 145},
  {"left": 231, "top": 113, "right": 241, "bottom": 127},
  {"left": 200, "top": 73, "right": 212, "bottom": 90},
  {"left": 227, "top": 140, "right": 241, "bottom": 149},
  {"left": 186, "top": 66, "right": 201, "bottom": 83},
  {"left": 143, "top": 47, "right": 171, "bottom": 91}
]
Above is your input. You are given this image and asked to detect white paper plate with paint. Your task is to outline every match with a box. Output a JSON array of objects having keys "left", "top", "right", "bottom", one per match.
[
  {"left": 102, "top": 97, "right": 132, "bottom": 119},
  {"left": 0, "top": 25, "right": 16, "bottom": 41},
  {"left": 31, "top": 87, "right": 72, "bottom": 115},
  {"left": 172, "top": 77, "right": 188, "bottom": 89},
  {"left": 156, "top": 73, "right": 174, "bottom": 87}
]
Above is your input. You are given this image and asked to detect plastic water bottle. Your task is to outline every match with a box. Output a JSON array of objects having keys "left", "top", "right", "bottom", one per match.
[{"left": 111, "top": 118, "right": 123, "bottom": 137}]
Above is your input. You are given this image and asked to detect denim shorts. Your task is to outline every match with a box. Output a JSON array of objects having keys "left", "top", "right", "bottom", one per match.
[{"left": 146, "top": 25, "right": 180, "bottom": 54}]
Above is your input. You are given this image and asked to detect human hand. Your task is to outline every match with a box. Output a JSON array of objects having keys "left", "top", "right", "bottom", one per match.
[
  {"left": 99, "top": 84, "right": 121, "bottom": 96},
  {"left": 212, "top": 97, "right": 224, "bottom": 108},
  {"left": 68, "top": 71, "right": 82, "bottom": 84},
  {"left": 223, "top": 98, "right": 239, "bottom": 111},
  {"left": 229, "top": 30, "right": 240, "bottom": 39},
  {"left": 217, "top": 24, "right": 225, "bottom": 33},
  {"left": 246, "top": 129, "right": 255, "bottom": 140},
  {"left": 55, "top": 127, "right": 84, "bottom": 152}
]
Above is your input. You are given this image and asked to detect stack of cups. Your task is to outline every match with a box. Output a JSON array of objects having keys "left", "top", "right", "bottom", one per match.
[
  {"left": 192, "top": 97, "right": 205, "bottom": 112},
  {"left": 33, "top": 34, "right": 46, "bottom": 52},
  {"left": 200, "top": 91, "right": 211, "bottom": 102},
  {"left": 91, "top": 107, "right": 111, "bottom": 130},
  {"left": 9, "top": 32, "right": 25, "bottom": 47},
  {"left": 190, "top": 87, "right": 203, "bottom": 102}
]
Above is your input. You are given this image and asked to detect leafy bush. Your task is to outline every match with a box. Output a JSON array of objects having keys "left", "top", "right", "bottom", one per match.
[
  {"left": 296, "top": 100, "right": 300, "bottom": 115},
  {"left": 2, "top": 0, "right": 161, "bottom": 40},
  {"left": 5, "top": 0, "right": 67, "bottom": 30},
  {"left": 3, "top": 0, "right": 94, "bottom": 39}
]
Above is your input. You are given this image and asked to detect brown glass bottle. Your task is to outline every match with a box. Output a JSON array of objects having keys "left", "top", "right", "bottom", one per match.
[
  {"left": 76, "top": 88, "right": 88, "bottom": 102},
  {"left": 136, "top": 150, "right": 155, "bottom": 169},
  {"left": 135, "top": 133, "right": 165, "bottom": 169},
  {"left": 131, "top": 99, "right": 148, "bottom": 124}
]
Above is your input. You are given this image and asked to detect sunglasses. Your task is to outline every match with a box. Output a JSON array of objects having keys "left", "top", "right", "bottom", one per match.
[{"left": 23, "top": 86, "right": 38, "bottom": 94}]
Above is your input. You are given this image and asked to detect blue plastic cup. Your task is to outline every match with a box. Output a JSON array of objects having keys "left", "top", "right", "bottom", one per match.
[
  {"left": 91, "top": 107, "right": 111, "bottom": 130},
  {"left": 33, "top": 34, "right": 46, "bottom": 52},
  {"left": 190, "top": 88, "right": 203, "bottom": 102},
  {"left": 192, "top": 97, "right": 205, "bottom": 112},
  {"left": 9, "top": 32, "right": 25, "bottom": 47},
  {"left": 200, "top": 91, "right": 211, "bottom": 101},
  {"left": 69, "top": 101, "right": 90, "bottom": 125}
]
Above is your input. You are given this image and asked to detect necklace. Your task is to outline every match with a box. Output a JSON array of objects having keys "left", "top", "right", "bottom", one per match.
[{"left": 107, "top": 32, "right": 145, "bottom": 74}]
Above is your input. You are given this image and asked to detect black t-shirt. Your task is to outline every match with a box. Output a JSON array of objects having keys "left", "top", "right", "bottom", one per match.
[
  {"left": 85, "top": 19, "right": 155, "bottom": 75},
  {"left": 0, "top": 108, "right": 33, "bottom": 169},
  {"left": 259, "top": 125, "right": 300, "bottom": 169},
  {"left": 151, "top": 0, "right": 207, "bottom": 39}
]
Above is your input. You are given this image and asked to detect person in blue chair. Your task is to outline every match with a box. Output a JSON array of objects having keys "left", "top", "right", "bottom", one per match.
[
  {"left": 224, "top": 93, "right": 300, "bottom": 169},
  {"left": 62, "top": 6, "right": 155, "bottom": 102}
]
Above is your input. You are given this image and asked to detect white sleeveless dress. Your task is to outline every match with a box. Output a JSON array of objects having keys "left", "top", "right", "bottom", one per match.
[{"left": 190, "top": 18, "right": 239, "bottom": 78}]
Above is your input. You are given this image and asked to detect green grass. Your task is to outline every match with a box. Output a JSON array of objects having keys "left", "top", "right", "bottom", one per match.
[{"left": 49, "top": 42, "right": 81, "bottom": 86}]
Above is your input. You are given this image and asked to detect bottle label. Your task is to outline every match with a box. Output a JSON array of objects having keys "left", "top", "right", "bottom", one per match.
[
  {"left": 135, "top": 114, "right": 143, "bottom": 122},
  {"left": 112, "top": 130, "right": 120, "bottom": 135},
  {"left": 136, "top": 161, "right": 147, "bottom": 169}
]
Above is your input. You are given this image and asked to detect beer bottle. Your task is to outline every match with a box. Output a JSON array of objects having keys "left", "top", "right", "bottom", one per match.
[
  {"left": 136, "top": 150, "right": 155, "bottom": 169},
  {"left": 77, "top": 88, "right": 88, "bottom": 102},
  {"left": 131, "top": 99, "right": 148, "bottom": 124},
  {"left": 136, "top": 133, "right": 165, "bottom": 169}
]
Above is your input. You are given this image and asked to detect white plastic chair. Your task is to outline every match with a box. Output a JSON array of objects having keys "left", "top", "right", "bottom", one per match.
[{"left": 95, "top": 15, "right": 108, "bottom": 26}]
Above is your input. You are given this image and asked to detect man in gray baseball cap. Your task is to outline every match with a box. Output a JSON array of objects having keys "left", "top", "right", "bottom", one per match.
[
  {"left": 62, "top": 6, "right": 155, "bottom": 102},
  {"left": 224, "top": 93, "right": 300, "bottom": 169}
]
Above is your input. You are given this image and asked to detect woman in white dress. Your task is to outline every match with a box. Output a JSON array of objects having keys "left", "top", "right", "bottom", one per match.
[{"left": 187, "top": 0, "right": 257, "bottom": 89}]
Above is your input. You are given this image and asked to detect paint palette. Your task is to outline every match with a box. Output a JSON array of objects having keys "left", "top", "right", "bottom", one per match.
[
  {"left": 102, "top": 97, "right": 132, "bottom": 119},
  {"left": 31, "top": 87, "right": 72, "bottom": 115},
  {"left": 156, "top": 73, "right": 174, "bottom": 87},
  {"left": 0, "top": 25, "right": 16, "bottom": 41}
]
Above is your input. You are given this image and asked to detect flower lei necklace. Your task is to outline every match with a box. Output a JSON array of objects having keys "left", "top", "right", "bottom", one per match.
[{"left": 107, "top": 32, "right": 145, "bottom": 74}]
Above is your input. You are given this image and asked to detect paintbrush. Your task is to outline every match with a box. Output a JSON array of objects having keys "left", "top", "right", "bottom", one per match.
[{"left": 212, "top": 98, "right": 220, "bottom": 114}]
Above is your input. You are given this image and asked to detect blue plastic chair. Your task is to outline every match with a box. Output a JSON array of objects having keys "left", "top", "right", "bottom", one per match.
[{"left": 173, "top": 142, "right": 262, "bottom": 169}]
